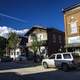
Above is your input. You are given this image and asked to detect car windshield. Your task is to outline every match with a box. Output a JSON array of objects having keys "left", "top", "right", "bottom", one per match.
[
  {"left": 63, "top": 54, "right": 71, "bottom": 59},
  {"left": 49, "top": 54, "right": 55, "bottom": 59}
]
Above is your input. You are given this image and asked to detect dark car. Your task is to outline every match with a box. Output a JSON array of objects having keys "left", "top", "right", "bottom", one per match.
[{"left": 1, "top": 56, "right": 13, "bottom": 62}]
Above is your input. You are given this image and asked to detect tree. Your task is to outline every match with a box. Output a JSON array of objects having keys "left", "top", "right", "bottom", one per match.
[
  {"left": 7, "top": 32, "right": 20, "bottom": 56},
  {"left": 30, "top": 34, "right": 41, "bottom": 62},
  {"left": 0, "top": 36, "right": 6, "bottom": 57}
]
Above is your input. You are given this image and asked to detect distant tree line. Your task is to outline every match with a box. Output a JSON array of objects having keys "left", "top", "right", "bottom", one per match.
[
  {"left": 0, "top": 36, "right": 6, "bottom": 57},
  {"left": 0, "top": 32, "right": 20, "bottom": 57}
]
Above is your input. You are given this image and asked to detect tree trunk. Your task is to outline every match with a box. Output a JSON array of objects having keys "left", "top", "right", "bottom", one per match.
[{"left": 33, "top": 51, "right": 37, "bottom": 63}]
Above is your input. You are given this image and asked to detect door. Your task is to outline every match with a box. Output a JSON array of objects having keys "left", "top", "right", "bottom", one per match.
[
  {"left": 48, "top": 54, "right": 55, "bottom": 67},
  {"left": 55, "top": 54, "right": 62, "bottom": 67}
]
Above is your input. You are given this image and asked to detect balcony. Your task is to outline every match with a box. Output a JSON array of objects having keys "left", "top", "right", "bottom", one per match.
[{"left": 26, "top": 40, "right": 47, "bottom": 47}]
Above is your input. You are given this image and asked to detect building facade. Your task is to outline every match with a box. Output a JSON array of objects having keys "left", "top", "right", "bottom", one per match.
[
  {"left": 47, "top": 28, "right": 65, "bottom": 56},
  {"left": 63, "top": 3, "right": 80, "bottom": 51},
  {"left": 25, "top": 26, "right": 48, "bottom": 58},
  {"left": 25, "top": 26, "right": 65, "bottom": 57}
]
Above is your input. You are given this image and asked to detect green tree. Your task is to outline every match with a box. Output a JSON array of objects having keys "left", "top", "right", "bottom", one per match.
[
  {"left": 30, "top": 34, "right": 41, "bottom": 62},
  {"left": 0, "top": 36, "right": 6, "bottom": 57},
  {"left": 7, "top": 32, "right": 20, "bottom": 56}
]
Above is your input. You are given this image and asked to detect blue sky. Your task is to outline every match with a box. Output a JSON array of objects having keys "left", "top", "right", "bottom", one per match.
[{"left": 0, "top": 0, "right": 80, "bottom": 31}]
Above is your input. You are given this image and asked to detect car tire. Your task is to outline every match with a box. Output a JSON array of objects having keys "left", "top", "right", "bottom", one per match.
[
  {"left": 43, "top": 62, "right": 48, "bottom": 69},
  {"left": 62, "top": 63, "right": 69, "bottom": 72}
]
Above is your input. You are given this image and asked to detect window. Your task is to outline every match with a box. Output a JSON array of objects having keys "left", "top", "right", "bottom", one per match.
[
  {"left": 49, "top": 55, "right": 55, "bottom": 59},
  {"left": 37, "top": 33, "right": 43, "bottom": 41},
  {"left": 40, "top": 35, "right": 42, "bottom": 39},
  {"left": 63, "top": 54, "right": 71, "bottom": 59},
  {"left": 11, "top": 52, "right": 14, "bottom": 55},
  {"left": 58, "top": 35, "right": 62, "bottom": 43},
  {"left": 56, "top": 54, "right": 62, "bottom": 59},
  {"left": 53, "top": 34, "right": 56, "bottom": 43},
  {"left": 70, "top": 21, "right": 77, "bottom": 34},
  {"left": 17, "top": 52, "right": 19, "bottom": 55}
]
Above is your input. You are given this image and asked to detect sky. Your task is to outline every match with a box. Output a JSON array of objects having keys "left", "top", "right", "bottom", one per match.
[{"left": 0, "top": 0, "right": 80, "bottom": 31}]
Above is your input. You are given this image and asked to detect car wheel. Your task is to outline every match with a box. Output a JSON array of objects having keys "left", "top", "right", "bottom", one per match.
[
  {"left": 43, "top": 62, "right": 48, "bottom": 69},
  {"left": 62, "top": 63, "right": 69, "bottom": 72}
]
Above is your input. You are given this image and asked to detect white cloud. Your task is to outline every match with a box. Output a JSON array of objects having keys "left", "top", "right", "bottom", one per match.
[{"left": 0, "top": 26, "right": 29, "bottom": 38}]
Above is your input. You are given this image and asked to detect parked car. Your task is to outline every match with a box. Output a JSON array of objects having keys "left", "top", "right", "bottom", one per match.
[
  {"left": 42, "top": 52, "right": 80, "bottom": 71},
  {"left": 1, "top": 56, "right": 13, "bottom": 62},
  {"left": 17, "top": 54, "right": 27, "bottom": 61}
]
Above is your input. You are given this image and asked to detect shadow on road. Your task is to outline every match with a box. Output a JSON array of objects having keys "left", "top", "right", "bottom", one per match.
[
  {"left": 21, "top": 70, "right": 80, "bottom": 80},
  {"left": 0, "top": 61, "right": 40, "bottom": 70},
  {"left": 1, "top": 69, "right": 80, "bottom": 80},
  {"left": 0, "top": 72, "right": 22, "bottom": 80}
]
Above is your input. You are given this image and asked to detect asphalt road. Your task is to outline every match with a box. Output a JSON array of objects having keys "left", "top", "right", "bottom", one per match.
[{"left": 0, "top": 62, "right": 80, "bottom": 80}]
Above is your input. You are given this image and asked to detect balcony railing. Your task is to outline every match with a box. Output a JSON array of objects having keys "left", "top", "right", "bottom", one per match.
[{"left": 26, "top": 40, "right": 47, "bottom": 47}]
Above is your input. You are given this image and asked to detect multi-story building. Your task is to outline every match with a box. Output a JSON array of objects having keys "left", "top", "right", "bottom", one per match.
[
  {"left": 25, "top": 25, "right": 65, "bottom": 57},
  {"left": 47, "top": 28, "right": 65, "bottom": 56},
  {"left": 63, "top": 3, "right": 80, "bottom": 51}
]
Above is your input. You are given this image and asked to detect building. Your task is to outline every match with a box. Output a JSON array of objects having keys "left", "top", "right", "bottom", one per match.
[
  {"left": 25, "top": 25, "right": 65, "bottom": 57},
  {"left": 47, "top": 28, "right": 65, "bottom": 56},
  {"left": 9, "top": 36, "right": 27, "bottom": 61},
  {"left": 63, "top": 3, "right": 80, "bottom": 51}
]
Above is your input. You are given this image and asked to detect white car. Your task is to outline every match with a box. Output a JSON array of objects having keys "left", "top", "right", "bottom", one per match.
[{"left": 42, "top": 52, "right": 80, "bottom": 71}]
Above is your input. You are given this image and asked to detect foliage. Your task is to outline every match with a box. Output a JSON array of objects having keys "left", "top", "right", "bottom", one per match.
[
  {"left": 7, "top": 32, "right": 20, "bottom": 49},
  {"left": 0, "top": 36, "right": 6, "bottom": 49},
  {"left": 0, "top": 49, "right": 5, "bottom": 57},
  {"left": 0, "top": 36, "right": 6, "bottom": 57},
  {"left": 30, "top": 33, "right": 41, "bottom": 62},
  {"left": 31, "top": 34, "right": 40, "bottom": 53}
]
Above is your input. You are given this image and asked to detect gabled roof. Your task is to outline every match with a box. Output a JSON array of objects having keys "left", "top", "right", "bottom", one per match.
[
  {"left": 63, "top": 2, "right": 80, "bottom": 13},
  {"left": 25, "top": 25, "right": 47, "bottom": 36}
]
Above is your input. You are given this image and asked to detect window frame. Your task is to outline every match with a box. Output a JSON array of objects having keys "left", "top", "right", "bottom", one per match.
[
  {"left": 56, "top": 54, "right": 62, "bottom": 59},
  {"left": 63, "top": 54, "right": 71, "bottom": 59}
]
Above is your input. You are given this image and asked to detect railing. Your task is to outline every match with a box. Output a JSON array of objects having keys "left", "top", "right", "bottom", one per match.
[{"left": 26, "top": 40, "right": 47, "bottom": 47}]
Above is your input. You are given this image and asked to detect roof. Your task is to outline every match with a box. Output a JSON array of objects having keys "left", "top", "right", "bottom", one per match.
[
  {"left": 47, "top": 27, "right": 64, "bottom": 33},
  {"left": 25, "top": 25, "right": 47, "bottom": 36},
  {"left": 24, "top": 25, "right": 64, "bottom": 36},
  {"left": 63, "top": 3, "right": 80, "bottom": 13}
]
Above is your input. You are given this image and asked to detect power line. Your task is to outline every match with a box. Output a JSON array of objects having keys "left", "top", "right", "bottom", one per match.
[{"left": 0, "top": 13, "right": 28, "bottom": 23}]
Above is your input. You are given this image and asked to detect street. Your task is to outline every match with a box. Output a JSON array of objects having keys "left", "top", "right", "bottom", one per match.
[{"left": 0, "top": 62, "right": 80, "bottom": 80}]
